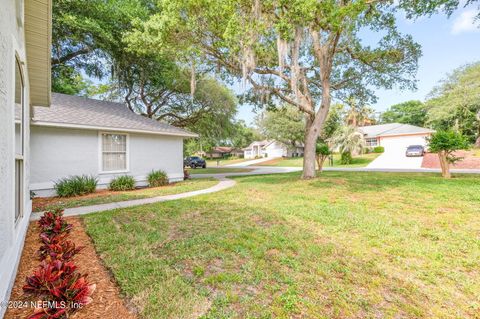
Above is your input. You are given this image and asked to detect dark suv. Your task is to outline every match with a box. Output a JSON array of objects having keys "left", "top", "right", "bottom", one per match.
[{"left": 184, "top": 156, "right": 207, "bottom": 169}]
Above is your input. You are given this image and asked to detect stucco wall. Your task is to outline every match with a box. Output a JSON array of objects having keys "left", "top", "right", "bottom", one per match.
[
  {"left": 30, "top": 126, "right": 185, "bottom": 197},
  {"left": 0, "top": 0, "right": 33, "bottom": 316}
]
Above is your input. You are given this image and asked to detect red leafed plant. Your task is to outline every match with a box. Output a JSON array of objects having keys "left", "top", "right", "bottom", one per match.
[
  {"left": 24, "top": 209, "right": 95, "bottom": 318},
  {"left": 27, "top": 307, "right": 66, "bottom": 319},
  {"left": 23, "top": 260, "right": 77, "bottom": 295},
  {"left": 38, "top": 210, "right": 72, "bottom": 239},
  {"left": 39, "top": 233, "right": 83, "bottom": 261}
]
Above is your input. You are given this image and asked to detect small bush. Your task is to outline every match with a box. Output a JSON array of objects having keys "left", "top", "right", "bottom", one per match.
[
  {"left": 148, "top": 170, "right": 169, "bottom": 187},
  {"left": 373, "top": 146, "right": 385, "bottom": 153},
  {"left": 340, "top": 152, "right": 353, "bottom": 164},
  {"left": 54, "top": 175, "right": 97, "bottom": 197},
  {"left": 109, "top": 175, "right": 135, "bottom": 191},
  {"left": 184, "top": 169, "right": 190, "bottom": 180}
]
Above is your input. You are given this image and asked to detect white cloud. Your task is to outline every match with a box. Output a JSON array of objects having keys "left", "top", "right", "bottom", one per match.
[{"left": 451, "top": 10, "right": 480, "bottom": 35}]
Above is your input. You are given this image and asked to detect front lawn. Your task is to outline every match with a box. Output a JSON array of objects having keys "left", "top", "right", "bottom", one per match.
[
  {"left": 33, "top": 178, "right": 218, "bottom": 212},
  {"left": 205, "top": 158, "right": 249, "bottom": 167},
  {"left": 188, "top": 167, "right": 253, "bottom": 174},
  {"left": 84, "top": 172, "right": 480, "bottom": 318},
  {"left": 257, "top": 152, "right": 380, "bottom": 168}
]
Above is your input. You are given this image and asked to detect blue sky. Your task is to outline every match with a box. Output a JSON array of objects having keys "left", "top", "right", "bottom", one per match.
[{"left": 235, "top": 6, "right": 480, "bottom": 125}]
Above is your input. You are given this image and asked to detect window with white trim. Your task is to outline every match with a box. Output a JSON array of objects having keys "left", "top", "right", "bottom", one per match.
[
  {"left": 101, "top": 133, "right": 127, "bottom": 172},
  {"left": 365, "top": 138, "right": 378, "bottom": 147},
  {"left": 14, "top": 57, "right": 24, "bottom": 221}
]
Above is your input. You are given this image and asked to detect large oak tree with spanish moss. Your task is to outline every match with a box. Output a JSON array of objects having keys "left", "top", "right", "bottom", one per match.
[{"left": 126, "top": 0, "right": 421, "bottom": 178}]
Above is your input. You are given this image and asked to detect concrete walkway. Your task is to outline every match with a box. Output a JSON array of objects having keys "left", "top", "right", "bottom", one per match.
[{"left": 31, "top": 177, "right": 236, "bottom": 220}]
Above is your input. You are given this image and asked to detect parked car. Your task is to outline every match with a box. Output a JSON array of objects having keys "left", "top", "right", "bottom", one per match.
[
  {"left": 184, "top": 156, "right": 207, "bottom": 168},
  {"left": 405, "top": 145, "right": 425, "bottom": 157}
]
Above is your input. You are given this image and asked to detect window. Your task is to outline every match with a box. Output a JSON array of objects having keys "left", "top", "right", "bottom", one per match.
[
  {"left": 366, "top": 138, "right": 378, "bottom": 147},
  {"left": 101, "top": 133, "right": 128, "bottom": 172},
  {"left": 14, "top": 57, "right": 24, "bottom": 221}
]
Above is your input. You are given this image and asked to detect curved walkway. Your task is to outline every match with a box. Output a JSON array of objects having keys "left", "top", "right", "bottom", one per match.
[{"left": 31, "top": 177, "right": 236, "bottom": 220}]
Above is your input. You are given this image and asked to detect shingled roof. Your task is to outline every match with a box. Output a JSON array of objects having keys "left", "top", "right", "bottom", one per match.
[
  {"left": 358, "top": 123, "right": 434, "bottom": 138},
  {"left": 32, "top": 93, "right": 197, "bottom": 137}
]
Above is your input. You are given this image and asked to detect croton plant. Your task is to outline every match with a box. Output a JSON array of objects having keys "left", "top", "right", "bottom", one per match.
[{"left": 22, "top": 209, "right": 95, "bottom": 319}]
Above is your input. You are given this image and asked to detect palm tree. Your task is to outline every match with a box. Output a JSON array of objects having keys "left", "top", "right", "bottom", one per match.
[
  {"left": 330, "top": 125, "right": 366, "bottom": 164},
  {"left": 345, "top": 97, "right": 376, "bottom": 127}
]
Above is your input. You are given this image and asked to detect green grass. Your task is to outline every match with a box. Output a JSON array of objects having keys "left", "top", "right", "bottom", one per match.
[
  {"left": 33, "top": 179, "right": 218, "bottom": 212},
  {"left": 205, "top": 158, "right": 249, "bottom": 167},
  {"left": 84, "top": 172, "right": 480, "bottom": 318},
  {"left": 257, "top": 153, "right": 380, "bottom": 168},
  {"left": 188, "top": 167, "right": 253, "bottom": 174}
]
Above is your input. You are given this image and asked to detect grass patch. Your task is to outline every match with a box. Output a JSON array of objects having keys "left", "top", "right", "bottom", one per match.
[
  {"left": 84, "top": 172, "right": 480, "bottom": 318},
  {"left": 188, "top": 167, "right": 253, "bottom": 174},
  {"left": 33, "top": 178, "right": 218, "bottom": 212},
  {"left": 205, "top": 158, "right": 249, "bottom": 167},
  {"left": 257, "top": 153, "right": 380, "bottom": 168}
]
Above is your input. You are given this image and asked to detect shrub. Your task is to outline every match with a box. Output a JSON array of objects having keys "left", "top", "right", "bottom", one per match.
[
  {"left": 24, "top": 210, "right": 95, "bottom": 319},
  {"left": 148, "top": 170, "right": 169, "bottom": 187},
  {"left": 340, "top": 152, "right": 353, "bottom": 164},
  {"left": 315, "top": 142, "right": 331, "bottom": 172},
  {"left": 184, "top": 169, "right": 190, "bottom": 180},
  {"left": 39, "top": 234, "right": 83, "bottom": 261},
  {"left": 428, "top": 130, "right": 469, "bottom": 178},
  {"left": 54, "top": 175, "right": 97, "bottom": 197},
  {"left": 38, "top": 210, "right": 72, "bottom": 239},
  {"left": 373, "top": 146, "right": 385, "bottom": 153},
  {"left": 109, "top": 175, "right": 135, "bottom": 191}
]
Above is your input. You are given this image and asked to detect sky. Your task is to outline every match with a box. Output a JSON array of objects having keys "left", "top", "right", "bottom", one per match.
[{"left": 234, "top": 6, "right": 480, "bottom": 125}]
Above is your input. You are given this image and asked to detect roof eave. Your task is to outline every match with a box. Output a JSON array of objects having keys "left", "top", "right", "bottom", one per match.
[
  {"left": 31, "top": 120, "right": 199, "bottom": 138},
  {"left": 25, "top": 0, "right": 52, "bottom": 107}
]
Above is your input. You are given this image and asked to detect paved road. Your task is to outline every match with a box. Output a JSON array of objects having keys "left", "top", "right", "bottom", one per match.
[{"left": 191, "top": 165, "right": 480, "bottom": 179}]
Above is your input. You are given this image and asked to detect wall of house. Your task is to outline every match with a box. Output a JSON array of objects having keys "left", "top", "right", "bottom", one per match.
[
  {"left": 0, "top": 0, "right": 33, "bottom": 315},
  {"left": 379, "top": 134, "right": 430, "bottom": 152},
  {"left": 30, "top": 126, "right": 185, "bottom": 197}
]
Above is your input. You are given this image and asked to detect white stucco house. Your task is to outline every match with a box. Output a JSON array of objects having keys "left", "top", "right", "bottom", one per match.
[
  {"left": 244, "top": 140, "right": 304, "bottom": 159},
  {"left": 0, "top": 0, "right": 52, "bottom": 315},
  {"left": 30, "top": 93, "right": 197, "bottom": 197},
  {"left": 358, "top": 123, "right": 434, "bottom": 151}
]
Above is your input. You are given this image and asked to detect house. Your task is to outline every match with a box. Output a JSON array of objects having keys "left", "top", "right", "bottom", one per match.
[
  {"left": 205, "top": 146, "right": 244, "bottom": 159},
  {"left": 30, "top": 93, "right": 197, "bottom": 197},
  {"left": 244, "top": 140, "right": 304, "bottom": 159},
  {"left": 0, "top": 0, "right": 52, "bottom": 314},
  {"left": 358, "top": 123, "right": 434, "bottom": 151}
]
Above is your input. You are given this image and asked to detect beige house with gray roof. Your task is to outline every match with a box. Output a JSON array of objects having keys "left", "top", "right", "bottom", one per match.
[{"left": 30, "top": 93, "right": 197, "bottom": 196}]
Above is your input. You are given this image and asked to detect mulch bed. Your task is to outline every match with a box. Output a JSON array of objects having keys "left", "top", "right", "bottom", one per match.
[
  {"left": 4, "top": 218, "right": 137, "bottom": 319},
  {"left": 422, "top": 150, "right": 480, "bottom": 169}
]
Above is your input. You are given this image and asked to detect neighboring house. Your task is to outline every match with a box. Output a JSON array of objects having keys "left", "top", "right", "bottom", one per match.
[
  {"left": 205, "top": 146, "right": 244, "bottom": 159},
  {"left": 244, "top": 140, "right": 304, "bottom": 159},
  {"left": 358, "top": 123, "right": 434, "bottom": 151},
  {"left": 0, "top": 0, "right": 52, "bottom": 314},
  {"left": 30, "top": 93, "right": 197, "bottom": 197}
]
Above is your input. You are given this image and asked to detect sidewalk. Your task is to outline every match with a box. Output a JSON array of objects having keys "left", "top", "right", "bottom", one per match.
[{"left": 31, "top": 177, "right": 236, "bottom": 220}]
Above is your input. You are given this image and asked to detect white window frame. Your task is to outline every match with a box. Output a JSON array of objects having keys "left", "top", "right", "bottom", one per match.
[
  {"left": 366, "top": 138, "right": 378, "bottom": 147},
  {"left": 14, "top": 54, "right": 25, "bottom": 223},
  {"left": 98, "top": 132, "right": 130, "bottom": 174}
]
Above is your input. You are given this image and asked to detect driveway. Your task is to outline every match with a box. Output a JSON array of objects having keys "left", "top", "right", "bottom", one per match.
[{"left": 367, "top": 148, "right": 423, "bottom": 169}]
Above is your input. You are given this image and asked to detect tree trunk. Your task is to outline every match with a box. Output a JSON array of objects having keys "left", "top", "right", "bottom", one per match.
[
  {"left": 302, "top": 122, "right": 318, "bottom": 179},
  {"left": 316, "top": 154, "right": 327, "bottom": 173},
  {"left": 438, "top": 151, "right": 451, "bottom": 178}
]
